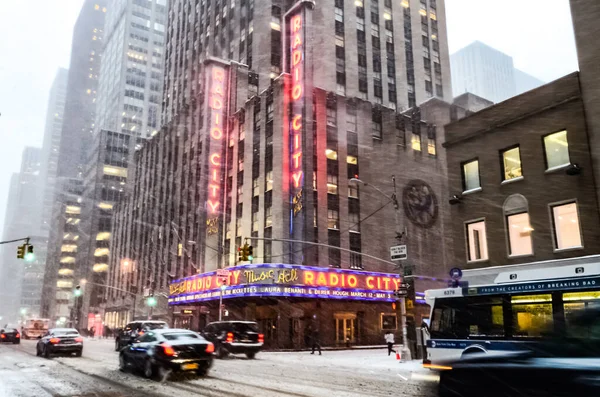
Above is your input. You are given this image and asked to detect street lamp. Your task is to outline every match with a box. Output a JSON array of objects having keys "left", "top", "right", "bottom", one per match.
[{"left": 348, "top": 176, "right": 411, "bottom": 361}]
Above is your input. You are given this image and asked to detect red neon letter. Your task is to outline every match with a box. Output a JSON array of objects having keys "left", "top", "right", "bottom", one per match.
[
  {"left": 304, "top": 271, "right": 315, "bottom": 285},
  {"left": 292, "top": 15, "right": 302, "bottom": 33},
  {"left": 211, "top": 97, "right": 222, "bottom": 110},
  {"left": 208, "top": 201, "right": 220, "bottom": 213},
  {"left": 391, "top": 278, "right": 400, "bottom": 290},
  {"left": 294, "top": 134, "right": 300, "bottom": 150},
  {"left": 292, "top": 84, "right": 302, "bottom": 100},
  {"left": 348, "top": 275, "right": 358, "bottom": 288},
  {"left": 212, "top": 67, "right": 225, "bottom": 81},
  {"left": 292, "top": 115, "right": 302, "bottom": 130},
  {"left": 212, "top": 82, "right": 224, "bottom": 95},
  {"left": 231, "top": 270, "right": 241, "bottom": 285},
  {"left": 292, "top": 152, "right": 302, "bottom": 168},
  {"left": 292, "top": 50, "right": 302, "bottom": 66},
  {"left": 211, "top": 169, "right": 218, "bottom": 182},
  {"left": 210, "top": 153, "right": 221, "bottom": 166},
  {"left": 208, "top": 184, "right": 219, "bottom": 197},
  {"left": 211, "top": 127, "right": 223, "bottom": 140},
  {"left": 292, "top": 34, "right": 302, "bottom": 49},
  {"left": 214, "top": 112, "right": 221, "bottom": 126},
  {"left": 292, "top": 171, "right": 303, "bottom": 188}
]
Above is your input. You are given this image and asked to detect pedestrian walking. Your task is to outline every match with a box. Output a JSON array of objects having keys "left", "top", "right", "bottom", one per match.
[
  {"left": 310, "top": 328, "right": 322, "bottom": 355},
  {"left": 385, "top": 331, "right": 396, "bottom": 356}
]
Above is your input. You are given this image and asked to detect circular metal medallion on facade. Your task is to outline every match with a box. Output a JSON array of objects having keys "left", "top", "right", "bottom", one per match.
[{"left": 402, "top": 179, "right": 438, "bottom": 228}]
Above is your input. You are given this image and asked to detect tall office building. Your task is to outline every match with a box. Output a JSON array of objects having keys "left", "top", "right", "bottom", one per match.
[
  {"left": 450, "top": 41, "right": 544, "bottom": 103},
  {"left": 70, "top": 0, "right": 168, "bottom": 331},
  {"left": 0, "top": 148, "right": 45, "bottom": 323},
  {"left": 105, "top": 0, "right": 458, "bottom": 345},
  {"left": 41, "top": 0, "right": 107, "bottom": 323}
]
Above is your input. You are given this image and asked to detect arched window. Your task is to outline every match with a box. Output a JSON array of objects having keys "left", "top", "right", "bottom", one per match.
[{"left": 503, "top": 194, "right": 533, "bottom": 256}]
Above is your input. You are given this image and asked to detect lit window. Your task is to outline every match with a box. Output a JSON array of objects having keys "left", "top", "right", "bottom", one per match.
[
  {"left": 93, "top": 264, "right": 109, "bottom": 272},
  {"left": 401, "top": 0, "right": 409, "bottom": 8},
  {"left": 253, "top": 178, "right": 259, "bottom": 196},
  {"left": 96, "top": 232, "right": 110, "bottom": 241},
  {"left": 462, "top": 159, "right": 480, "bottom": 192},
  {"left": 60, "top": 256, "right": 76, "bottom": 264},
  {"left": 551, "top": 202, "right": 582, "bottom": 250},
  {"left": 544, "top": 130, "right": 570, "bottom": 170},
  {"left": 334, "top": 7, "right": 344, "bottom": 22},
  {"left": 102, "top": 7, "right": 107, "bottom": 12},
  {"left": 94, "top": 4, "right": 99, "bottom": 10},
  {"left": 411, "top": 134, "right": 421, "bottom": 151},
  {"left": 103, "top": 165, "right": 128, "bottom": 178},
  {"left": 511, "top": 294, "right": 553, "bottom": 338},
  {"left": 384, "top": 12, "right": 392, "bottom": 20},
  {"left": 347, "top": 155, "right": 358, "bottom": 165},
  {"left": 57, "top": 280, "right": 73, "bottom": 289},
  {"left": 355, "top": 0, "right": 363, "bottom": 6},
  {"left": 327, "top": 174, "right": 338, "bottom": 195},
  {"left": 325, "top": 149, "right": 338, "bottom": 160},
  {"left": 507, "top": 213, "right": 533, "bottom": 256},
  {"left": 266, "top": 171, "right": 273, "bottom": 192},
  {"left": 313, "top": 171, "right": 317, "bottom": 191},
  {"left": 58, "top": 268, "right": 74, "bottom": 276},
  {"left": 419, "top": 9, "right": 427, "bottom": 16},
  {"left": 348, "top": 185, "right": 358, "bottom": 198},
  {"left": 427, "top": 138, "right": 436, "bottom": 155},
  {"left": 265, "top": 207, "right": 273, "bottom": 227},
  {"left": 252, "top": 212, "right": 259, "bottom": 232},
  {"left": 270, "top": 22, "right": 281, "bottom": 31},
  {"left": 501, "top": 146, "right": 522, "bottom": 181},
  {"left": 61, "top": 244, "right": 77, "bottom": 253},
  {"left": 466, "top": 220, "right": 488, "bottom": 262},
  {"left": 65, "top": 205, "right": 81, "bottom": 214},
  {"left": 327, "top": 210, "right": 339, "bottom": 230},
  {"left": 94, "top": 248, "right": 110, "bottom": 257},
  {"left": 98, "top": 202, "right": 113, "bottom": 210},
  {"left": 430, "top": 11, "right": 437, "bottom": 20},
  {"left": 86, "top": 89, "right": 92, "bottom": 94}
]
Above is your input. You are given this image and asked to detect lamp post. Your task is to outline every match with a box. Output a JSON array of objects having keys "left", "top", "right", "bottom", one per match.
[
  {"left": 218, "top": 284, "right": 227, "bottom": 321},
  {"left": 349, "top": 176, "right": 411, "bottom": 361}
]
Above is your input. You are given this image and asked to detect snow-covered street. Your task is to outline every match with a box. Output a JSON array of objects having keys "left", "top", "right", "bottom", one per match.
[{"left": 0, "top": 338, "right": 439, "bottom": 396}]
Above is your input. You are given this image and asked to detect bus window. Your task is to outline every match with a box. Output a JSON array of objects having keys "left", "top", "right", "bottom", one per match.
[
  {"left": 511, "top": 294, "right": 553, "bottom": 337},
  {"left": 563, "top": 290, "right": 600, "bottom": 327},
  {"left": 430, "top": 299, "right": 462, "bottom": 339},
  {"left": 464, "top": 297, "right": 504, "bottom": 338}
]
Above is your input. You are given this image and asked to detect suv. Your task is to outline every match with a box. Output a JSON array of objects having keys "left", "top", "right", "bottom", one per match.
[
  {"left": 202, "top": 321, "right": 264, "bottom": 359},
  {"left": 114, "top": 320, "right": 168, "bottom": 351}
]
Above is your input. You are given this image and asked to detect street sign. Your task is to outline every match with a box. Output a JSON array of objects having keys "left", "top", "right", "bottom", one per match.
[
  {"left": 449, "top": 267, "right": 463, "bottom": 280},
  {"left": 143, "top": 287, "right": 150, "bottom": 297},
  {"left": 390, "top": 245, "right": 407, "bottom": 261},
  {"left": 216, "top": 269, "right": 230, "bottom": 277},
  {"left": 394, "top": 288, "right": 408, "bottom": 297},
  {"left": 398, "top": 282, "right": 410, "bottom": 289}
]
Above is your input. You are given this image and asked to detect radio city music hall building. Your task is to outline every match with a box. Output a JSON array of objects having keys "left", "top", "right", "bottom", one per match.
[{"left": 106, "top": 0, "right": 457, "bottom": 347}]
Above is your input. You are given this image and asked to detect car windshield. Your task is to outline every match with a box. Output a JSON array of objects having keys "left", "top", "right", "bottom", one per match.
[
  {"left": 162, "top": 332, "right": 200, "bottom": 341},
  {"left": 144, "top": 323, "right": 167, "bottom": 330},
  {"left": 231, "top": 323, "right": 259, "bottom": 333},
  {"left": 51, "top": 329, "right": 79, "bottom": 336}
]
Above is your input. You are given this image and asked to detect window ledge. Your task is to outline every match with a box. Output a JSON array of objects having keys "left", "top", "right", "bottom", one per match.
[
  {"left": 508, "top": 253, "right": 534, "bottom": 259},
  {"left": 554, "top": 246, "right": 584, "bottom": 253},
  {"left": 462, "top": 187, "right": 482, "bottom": 196},
  {"left": 501, "top": 176, "right": 524, "bottom": 185},
  {"left": 545, "top": 164, "right": 571, "bottom": 174},
  {"left": 372, "top": 136, "right": 382, "bottom": 141},
  {"left": 466, "top": 258, "right": 489, "bottom": 264}
]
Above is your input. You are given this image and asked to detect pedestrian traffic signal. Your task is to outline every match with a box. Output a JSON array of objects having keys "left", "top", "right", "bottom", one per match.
[
  {"left": 16, "top": 244, "right": 25, "bottom": 259},
  {"left": 74, "top": 285, "right": 82, "bottom": 297},
  {"left": 247, "top": 245, "right": 254, "bottom": 261},
  {"left": 25, "top": 245, "right": 34, "bottom": 261}
]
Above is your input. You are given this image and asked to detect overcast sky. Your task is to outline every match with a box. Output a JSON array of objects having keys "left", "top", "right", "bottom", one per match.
[{"left": 0, "top": 0, "right": 579, "bottom": 234}]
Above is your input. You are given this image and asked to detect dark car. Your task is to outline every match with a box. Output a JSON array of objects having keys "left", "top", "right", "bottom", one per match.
[
  {"left": 36, "top": 328, "right": 83, "bottom": 358},
  {"left": 202, "top": 321, "right": 263, "bottom": 359},
  {"left": 0, "top": 328, "right": 20, "bottom": 344},
  {"left": 437, "top": 308, "right": 600, "bottom": 397},
  {"left": 119, "top": 328, "right": 214, "bottom": 379},
  {"left": 115, "top": 320, "right": 168, "bottom": 351}
]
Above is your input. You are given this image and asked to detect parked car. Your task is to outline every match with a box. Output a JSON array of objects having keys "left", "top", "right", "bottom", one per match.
[
  {"left": 115, "top": 320, "right": 168, "bottom": 351},
  {"left": 119, "top": 328, "right": 214, "bottom": 379},
  {"left": 201, "top": 321, "right": 264, "bottom": 359},
  {"left": 436, "top": 308, "right": 600, "bottom": 397},
  {"left": 36, "top": 328, "right": 83, "bottom": 358},
  {"left": 0, "top": 328, "right": 20, "bottom": 344}
]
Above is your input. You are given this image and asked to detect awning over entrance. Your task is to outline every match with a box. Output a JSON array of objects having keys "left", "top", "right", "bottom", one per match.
[{"left": 169, "top": 263, "right": 401, "bottom": 304}]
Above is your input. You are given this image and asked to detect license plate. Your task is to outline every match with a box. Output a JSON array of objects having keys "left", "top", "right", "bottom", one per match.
[
  {"left": 182, "top": 363, "right": 198, "bottom": 371},
  {"left": 241, "top": 339, "right": 252, "bottom": 343}
]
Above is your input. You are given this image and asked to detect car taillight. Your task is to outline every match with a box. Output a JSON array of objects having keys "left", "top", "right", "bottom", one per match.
[
  {"left": 160, "top": 343, "right": 176, "bottom": 356},
  {"left": 138, "top": 331, "right": 144, "bottom": 336},
  {"left": 15, "top": 333, "right": 20, "bottom": 339},
  {"left": 226, "top": 332, "right": 234, "bottom": 343},
  {"left": 205, "top": 342, "right": 215, "bottom": 353},
  {"left": 0, "top": 334, "right": 5, "bottom": 339},
  {"left": 75, "top": 337, "right": 83, "bottom": 343},
  {"left": 49, "top": 338, "right": 61, "bottom": 344},
  {"left": 258, "top": 333, "right": 264, "bottom": 343}
]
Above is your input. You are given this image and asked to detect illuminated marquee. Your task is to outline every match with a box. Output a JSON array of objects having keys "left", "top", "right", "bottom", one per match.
[
  {"left": 289, "top": 13, "right": 304, "bottom": 192},
  {"left": 206, "top": 64, "right": 227, "bottom": 215},
  {"left": 169, "top": 264, "right": 402, "bottom": 303}
]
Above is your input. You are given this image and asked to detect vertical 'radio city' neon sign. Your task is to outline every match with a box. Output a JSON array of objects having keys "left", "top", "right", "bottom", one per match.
[
  {"left": 207, "top": 65, "right": 226, "bottom": 214},
  {"left": 289, "top": 14, "right": 304, "bottom": 190}
]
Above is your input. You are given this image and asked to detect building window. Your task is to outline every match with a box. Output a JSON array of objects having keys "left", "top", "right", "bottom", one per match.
[
  {"left": 327, "top": 209, "right": 339, "bottom": 230},
  {"left": 462, "top": 159, "right": 480, "bottom": 192},
  {"left": 252, "top": 212, "right": 259, "bottom": 232},
  {"left": 265, "top": 171, "right": 273, "bottom": 191},
  {"left": 327, "top": 174, "right": 338, "bottom": 195},
  {"left": 265, "top": 207, "right": 272, "bottom": 228},
  {"left": 466, "top": 220, "right": 488, "bottom": 262},
  {"left": 551, "top": 202, "right": 582, "bottom": 250},
  {"left": 411, "top": 133, "right": 421, "bottom": 151},
  {"left": 427, "top": 138, "right": 436, "bottom": 155},
  {"left": 349, "top": 212, "right": 360, "bottom": 233},
  {"left": 501, "top": 146, "right": 522, "bottom": 181},
  {"left": 325, "top": 149, "right": 338, "bottom": 160},
  {"left": 544, "top": 130, "right": 570, "bottom": 170},
  {"left": 253, "top": 178, "right": 259, "bottom": 196},
  {"left": 507, "top": 212, "right": 533, "bottom": 256}
]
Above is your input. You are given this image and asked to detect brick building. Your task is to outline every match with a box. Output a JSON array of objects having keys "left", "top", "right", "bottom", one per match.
[{"left": 444, "top": 72, "right": 600, "bottom": 270}]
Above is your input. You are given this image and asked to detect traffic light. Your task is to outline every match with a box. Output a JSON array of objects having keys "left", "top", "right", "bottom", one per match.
[
  {"left": 247, "top": 245, "right": 254, "bottom": 261},
  {"left": 16, "top": 244, "right": 25, "bottom": 259},
  {"left": 146, "top": 296, "right": 157, "bottom": 307},
  {"left": 238, "top": 246, "right": 245, "bottom": 262},
  {"left": 237, "top": 244, "right": 251, "bottom": 262},
  {"left": 25, "top": 245, "right": 34, "bottom": 261},
  {"left": 74, "top": 285, "right": 82, "bottom": 297}
]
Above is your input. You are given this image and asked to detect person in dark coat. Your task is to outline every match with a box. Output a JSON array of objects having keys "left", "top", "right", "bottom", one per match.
[{"left": 310, "top": 328, "right": 322, "bottom": 355}]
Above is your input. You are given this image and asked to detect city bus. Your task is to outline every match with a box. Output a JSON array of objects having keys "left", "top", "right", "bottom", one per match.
[
  {"left": 424, "top": 256, "right": 600, "bottom": 365},
  {"left": 22, "top": 318, "right": 50, "bottom": 339}
]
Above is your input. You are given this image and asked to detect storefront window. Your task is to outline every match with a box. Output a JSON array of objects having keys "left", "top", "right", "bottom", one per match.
[
  {"left": 511, "top": 294, "right": 553, "bottom": 338},
  {"left": 381, "top": 314, "right": 397, "bottom": 330}
]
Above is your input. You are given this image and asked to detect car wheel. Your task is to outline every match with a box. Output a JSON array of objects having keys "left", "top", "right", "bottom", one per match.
[
  {"left": 143, "top": 359, "right": 155, "bottom": 379},
  {"left": 43, "top": 346, "right": 50, "bottom": 359},
  {"left": 216, "top": 345, "right": 229, "bottom": 359},
  {"left": 157, "top": 365, "right": 170, "bottom": 382},
  {"left": 36, "top": 345, "right": 41, "bottom": 357},
  {"left": 245, "top": 352, "right": 256, "bottom": 359},
  {"left": 75, "top": 349, "right": 82, "bottom": 357},
  {"left": 196, "top": 364, "right": 209, "bottom": 377},
  {"left": 119, "top": 354, "right": 128, "bottom": 372}
]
